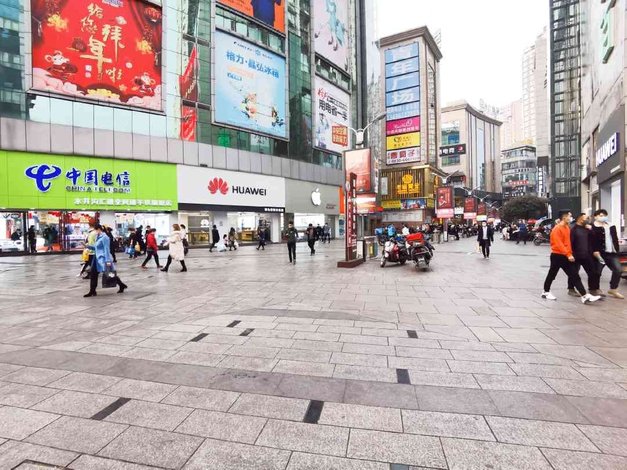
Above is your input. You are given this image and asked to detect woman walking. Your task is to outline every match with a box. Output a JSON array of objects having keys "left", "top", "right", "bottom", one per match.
[
  {"left": 228, "top": 227, "right": 237, "bottom": 251},
  {"left": 141, "top": 228, "right": 162, "bottom": 269},
  {"left": 161, "top": 224, "right": 187, "bottom": 272},
  {"left": 84, "top": 225, "right": 127, "bottom": 297}
]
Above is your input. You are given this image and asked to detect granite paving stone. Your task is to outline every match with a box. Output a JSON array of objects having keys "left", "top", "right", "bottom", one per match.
[
  {"left": 26, "top": 416, "right": 127, "bottom": 454},
  {"left": 102, "top": 378, "right": 177, "bottom": 402},
  {"left": 276, "top": 375, "right": 347, "bottom": 403},
  {"left": 31, "top": 389, "right": 120, "bottom": 418},
  {"left": 565, "top": 395, "right": 627, "bottom": 427},
  {"left": 333, "top": 364, "right": 397, "bottom": 382},
  {"left": 408, "top": 371, "right": 479, "bottom": 389},
  {"left": 161, "top": 385, "right": 240, "bottom": 411},
  {"left": 442, "top": 438, "right": 552, "bottom": 470},
  {"left": 69, "top": 454, "right": 163, "bottom": 469},
  {"left": 474, "top": 374, "right": 555, "bottom": 393},
  {"left": 182, "top": 437, "right": 291, "bottom": 470},
  {"left": 175, "top": 408, "right": 266, "bottom": 443},
  {"left": 0, "top": 407, "right": 59, "bottom": 440},
  {"left": 0, "top": 383, "right": 59, "bottom": 407},
  {"left": 47, "top": 372, "right": 122, "bottom": 393},
  {"left": 541, "top": 448, "right": 627, "bottom": 470},
  {"left": 228, "top": 392, "right": 309, "bottom": 420},
  {"left": 447, "top": 360, "right": 515, "bottom": 375},
  {"left": 544, "top": 378, "right": 627, "bottom": 399},
  {"left": 347, "top": 429, "right": 446, "bottom": 468},
  {"left": 578, "top": 424, "right": 627, "bottom": 457},
  {"left": 256, "top": 419, "right": 349, "bottom": 456},
  {"left": 104, "top": 400, "right": 193, "bottom": 431},
  {"left": 276, "top": 348, "right": 332, "bottom": 363},
  {"left": 98, "top": 426, "right": 203, "bottom": 469},
  {"left": 0, "top": 440, "right": 78, "bottom": 470},
  {"left": 330, "top": 352, "right": 388, "bottom": 367},
  {"left": 0, "top": 367, "right": 71, "bottom": 386},
  {"left": 318, "top": 402, "right": 403, "bottom": 431},
  {"left": 415, "top": 385, "right": 498, "bottom": 414},
  {"left": 488, "top": 390, "right": 589, "bottom": 423},
  {"left": 273, "top": 359, "right": 335, "bottom": 377},
  {"left": 286, "top": 452, "right": 389, "bottom": 470},
  {"left": 402, "top": 409, "right": 494, "bottom": 440}
]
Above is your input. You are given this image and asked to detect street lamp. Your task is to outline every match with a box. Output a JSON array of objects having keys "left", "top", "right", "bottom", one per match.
[{"left": 348, "top": 112, "right": 387, "bottom": 148}]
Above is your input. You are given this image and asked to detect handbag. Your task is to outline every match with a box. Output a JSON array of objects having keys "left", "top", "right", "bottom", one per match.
[
  {"left": 102, "top": 263, "right": 118, "bottom": 288},
  {"left": 134, "top": 243, "right": 141, "bottom": 252},
  {"left": 81, "top": 249, "right": 90, "bottom": 262}
]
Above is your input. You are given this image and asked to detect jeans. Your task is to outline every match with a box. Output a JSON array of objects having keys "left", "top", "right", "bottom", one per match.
[
  {"left": 601, "top": 253, "right": 622, "bottom": 290},
  {"left": 287, "top": 242, "right": 296, "bottom": 262},
  {"left": 568, "top": 257, "right": 600, "bottom": 291},
  {"left": 544, "top": 253, "right": 586, "bottom": 296},
  {"left": 479, "top": 241, "right": 490, "bottom": 258},
  {"left": 142, "top": 250, "right": 160, "bottom": 267}
]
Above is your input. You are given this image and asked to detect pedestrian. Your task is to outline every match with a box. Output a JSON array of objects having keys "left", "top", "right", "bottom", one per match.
[
  {"left": 84, "top": 224, "right": 127, "bottom": 297},
  {"left": 401, "top": 224, "right": 410, "bottom": 236},
  {"left": 477, "top": 220, "right": 494, "bottom": 259},
  {"left": 256, "top": 225, "right": 266, "bottom": 250},
  {"left": 228, "top": 227, "right": 237, "bottom": 251},
  {"left": 180, "top": 224, "right": 189, "bottom": 255},
  {"left": 306, "top": 223, "right": 316, "bottom": 255},
  {"left": 591, "top": 209, "right": 624, "bottom": 299},
  {"left": 79, "top": 222, "right": 97, "bottom": 277},
  {"left": 210, "top": 225, "right": 220, "bottom": 252},
  {"left": 541, "top": 210, "right": 601, "bottom": 304},
  {"left": 568, "top": 213, "right": 601, "bottom": 297},
  {"left": 104, "top": 226, "right": 117, "bottom": 263},
  {"left": 286, "top": 221, "right": 298, "bottom": 264},
  {"left": 126, "top": 228, "right": 136, "bottom": 258},
  {"left": 323, "top": 223, "right": 331, "bottom": 243},
  {"left": 161, "top": 224, "right": 187, "bottom": 272},
  {"left": 516, "top": 220, "right": 528, "bottom": 245},
  {"left": 136, "top": 226, "right": 145, "bottom": 255},
  {"left": 315, "top": 224, "right": 323, "bottom": 242},
  {"left": 141, "top": 228, "right": 162, "bottom": 269},
  {"left": 27, "top": 225, "right": 37, "bottom": 253}
]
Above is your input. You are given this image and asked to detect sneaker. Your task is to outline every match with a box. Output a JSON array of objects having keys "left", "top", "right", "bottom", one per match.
[
  {"left": 541, "top": 292, "right": 557, "bottom": 300},
  {"left": 589, "top": 289, "right": 605, "bottom": 297},
  {"left": 567, "top": 289, "right": 580, "bottom": 297},
  {"left": 607, "top": 290, "right": 625, "bottom": 299},
  {"left": 581, "top": 294, "right": 601, "bottom": 304}
]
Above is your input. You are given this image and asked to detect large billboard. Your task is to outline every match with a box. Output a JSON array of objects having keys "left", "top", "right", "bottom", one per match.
[
  {"left": 30, "top": 0, "right": 163, "bottom": 110},
  {"left": 344, "top": 149, "right": 371, "bottom": 193},
  {"left": 1, "top": 151, "right": 176, "bottom": 211},
  {"left": 313, "top": 0, "right": 349, "bottom": 72},
  {"left": 214, "top": 31, "right": 287, "bottom": 139},
  {"left": 384, "top": 42, "right": 421, "bottom": 165},
  {"left": 217, "top": 0, "right": 285, "bottom": 34},
  {"left": 314, "top": 77, "right": 350, "bottom": 154}
]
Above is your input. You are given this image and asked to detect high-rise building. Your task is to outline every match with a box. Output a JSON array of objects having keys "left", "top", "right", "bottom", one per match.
[
  {"left": 377, "top": 27, "right": 444, "bottom": 225},
  {"left": 501, "top": 145, "right": 539, "bottom": 200},
  {"left": 522, "top": 44, "right": 537, "bottom": 144},
  {"left": 0, "top": 0, "right": 365, "bottom": 253},
  {"left": 550, "top": 0, "right": 582, "bottom": 214},
  {"left": 500, "top": 99, "right": 525, "bottom": 150},
  {"left": 522, "top": 28, "right": 549, "bottom": 157}
]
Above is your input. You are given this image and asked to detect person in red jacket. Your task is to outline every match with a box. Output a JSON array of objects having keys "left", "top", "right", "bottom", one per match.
[
  {"left": 542, "top": 210, "right": 601, "bottom": 304},
  {"left": 141, "top": 228, "right": 162, "bottom": 269}
]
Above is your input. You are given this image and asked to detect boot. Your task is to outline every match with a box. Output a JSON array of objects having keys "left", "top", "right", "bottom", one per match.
[
  {"left": 84, "top": 291, "right": 97, "bottom": 298},
  {"left": 180, "top": 261, "right": 188, "bottom": 272},
  {"left": 117, "top": 283, "right": 127, "bottom": 294}
]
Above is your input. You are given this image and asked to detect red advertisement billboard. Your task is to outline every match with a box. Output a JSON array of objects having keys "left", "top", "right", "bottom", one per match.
[
  {"left": 477, "top": 202, "right": 487, "bottom": 216},
  {"left": 31, "top": 0, "right": 163, "bottom": 110},
  {"left": 435, "top": 186, "right": 454, "bottom": 218},
  {"left": 345, "top": 149, "right": 372, "bottom": 193},
  {"left": 218, "top": 0, "right": 285, "bottom": 34},
  {"left": 386, "top": 116, "right": 420, "bottom": 136},
  {"left": 464, "top": 197, "right": 477, "bottom": 219}
]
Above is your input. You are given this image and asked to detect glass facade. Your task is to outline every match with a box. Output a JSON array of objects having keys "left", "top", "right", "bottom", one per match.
[
  {"left": 501, "top": 146, "right": 538, "bottom": 199},
  {"left": 550, "top": 0, "right": 582, "bottom": 213},
  {"left": 0, "top": 0, "right": 357, "bottom": 168}
]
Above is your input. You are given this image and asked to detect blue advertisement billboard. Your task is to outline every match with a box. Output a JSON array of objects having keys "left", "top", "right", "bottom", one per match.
[
  {"left": 386, "top": 86, "right": 420, "bottom": 107},
  {"left": 386, "top": 73, "right": 420, "bottom": 92},
  {"left": 214, "top": 30, "right": 287, "bottom": 139},
  {"left": 385, "top": 43, "right": 419, "bottom": 64},
  {"left": 385, "top": 57, "right": 419, "bottom": 78}
]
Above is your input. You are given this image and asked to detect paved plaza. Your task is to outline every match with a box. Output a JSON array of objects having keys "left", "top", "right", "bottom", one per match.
[{"left": 0, "top": 238, "right": 626, "bottom": 469}]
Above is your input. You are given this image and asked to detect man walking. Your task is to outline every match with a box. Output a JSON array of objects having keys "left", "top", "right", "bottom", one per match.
[
  {"left": 542, "top": 210, "right": 601, "bottom": 304},
  {"left": 568, "top": 213, "right": 601, "bottom": 297},
  {"left": 306, "top": 223, "right": 316, "bottom": 255},
  {"left": 476, "top": 220, "right": 494, "bottom": 259},
  {"left": 516, "top": 220, "right": 528, "bottom": 245},
  {"left": 591, "top": 209, "right": 624, "bottom": 299},
  {"left": 323, "top": 223, "right": 331, "bottom": 243},
  {"left": 209, "top": 225, "right": 220, "bottom": 253},
  {"left": 286, "top": 221, "right": 298, "bottom": 264}
]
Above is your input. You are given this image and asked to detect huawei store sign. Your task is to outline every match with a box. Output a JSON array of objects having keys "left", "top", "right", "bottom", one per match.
[{"left": 207, "top": 177, "right": 269, "bottom": 197}]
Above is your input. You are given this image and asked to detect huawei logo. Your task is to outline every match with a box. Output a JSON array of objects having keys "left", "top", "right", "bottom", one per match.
[{"left": 208, "top": 177, "right": 229, "bottom": 195}]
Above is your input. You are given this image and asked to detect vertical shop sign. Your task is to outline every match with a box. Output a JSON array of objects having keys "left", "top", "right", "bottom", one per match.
[{"left": 345, "top": 173, "right": 357, "bottom": 260}]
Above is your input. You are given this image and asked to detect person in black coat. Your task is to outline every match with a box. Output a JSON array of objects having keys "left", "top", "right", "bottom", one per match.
[
  {"left": 568, "top": 213, "right": 601, "bottom": 296},
  {"left": 476, "top": 221, "right": 494, "bottom": 259},
  {"left": 210, "top": 225, "right": 220, "bottom": 253},
  {"left": 591, "top": 209, "right": 624, "bottom": 299}
]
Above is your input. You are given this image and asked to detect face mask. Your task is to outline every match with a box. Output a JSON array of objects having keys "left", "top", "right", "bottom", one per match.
[
  {"left": 568, "top": 217, "right": 574, "bottom": 224},
  {"left": 597, "top": 216, "right": 608, "bottom": 223}
]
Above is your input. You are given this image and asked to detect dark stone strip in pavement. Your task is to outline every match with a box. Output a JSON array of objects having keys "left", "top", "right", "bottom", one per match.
[
  {"left": 226, "top": 320, "right": 241, "bottom": 328},
  {"left": 396, "top": 368, "right": 411, "bottom": 385},
  {"left": 189, "top": 333, "right": 209, "bottom": 342},
  {"left": 239, "top": 328, "right": 254, "bottom": 336},
  {"left": 390, "top": 465, "right": 410, "bottom": 470},
  {"left": 407, "top": 330, "right": 418, "bottom": 338},
  {"left": 91, "top": 397, "right": 131, "bottom": 420},
  {"left": 303, "top": 400, "right": 324, "bottom": 424}
]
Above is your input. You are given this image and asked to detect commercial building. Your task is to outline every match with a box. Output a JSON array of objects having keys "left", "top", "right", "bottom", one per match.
[
  {"left": 0, "top": 0, "right": 365, "bottom": 253},
  {"left": 440, "top": 101, "right": 502, "bottom": 194},
  {"left": 550, "top": 0, "right": 582, "bottom": 214},
  {"left": 501, "top": 145, "right": 539, "bottom": 200},
  {"left": 499, "top": 100, "right": 525, "bottom": 151},
  {"left": 377, "top": 27, "right": 443, "bottom": 226},
  {"left": 579, "top": 0, "right": 625, "bottom": 232}
]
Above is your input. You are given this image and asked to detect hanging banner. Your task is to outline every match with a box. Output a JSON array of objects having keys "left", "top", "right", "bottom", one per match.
[
  {"left": 314, "top": 76, "right": 350, "bottom": 154},
  {"left": 30, "top": 0, "right": 163, "bottom": 110},
  {"left": 436, "top": 186, "right": 454, "bottom": 218},
  {"left": 214, "top": 31, "right": 287, "bottom": 139},
  {"left": 217, "top": 0, "right": 285, "bottom": 34},
  {"left": 464, "top": 197, "right": 477, "bottom": 219},
  {"left": 313, "top": 0, "right": 349, "bottom": 72}
]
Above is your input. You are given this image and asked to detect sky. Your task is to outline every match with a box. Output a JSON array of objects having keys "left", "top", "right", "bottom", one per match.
[{"left": 377, "top": 0, "right": 549, "bottom": 108}]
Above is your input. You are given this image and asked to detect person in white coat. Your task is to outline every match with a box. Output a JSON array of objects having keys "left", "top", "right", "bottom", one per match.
[{"left": 160, "top": 224, "right": 187, "bottom": 272}]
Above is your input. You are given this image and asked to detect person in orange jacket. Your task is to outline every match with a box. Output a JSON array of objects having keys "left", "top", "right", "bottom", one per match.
[{"left": 542, "top": 210, "right": 601, "bottom": 304}]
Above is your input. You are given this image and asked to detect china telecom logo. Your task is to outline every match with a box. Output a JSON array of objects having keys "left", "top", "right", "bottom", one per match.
[
  {"left": 208, "top": 177, "right": 229, "bottom": 195},
  {"left": 25, "top": 165, "right": 62, "bottom": 192}
]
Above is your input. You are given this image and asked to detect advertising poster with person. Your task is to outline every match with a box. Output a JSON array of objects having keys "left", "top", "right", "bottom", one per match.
[
  {"left": 214, "top": 31, "right": 287, "bottom": 139},
  {"left": 218, "top": 0, "right": 285, "bottom": 34},
  {"left": 313, "top": 0, "right": 349, "bottom": 71},
  {"left": 30, "top": 0, "right": 163, "bottom": 110},
  {"left": 314, "top": 76, "right": 350, "bottom": 154},
  {"left": 344, "top": 149, "right": 372, "bottom": 193}
]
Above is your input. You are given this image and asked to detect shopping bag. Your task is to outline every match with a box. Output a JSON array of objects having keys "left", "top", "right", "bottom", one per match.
[
  {"left": 134, "top": 243, "right": 141, "bottom": 252},
  {"left": 81, "top": 249, "right": 90, "bottom": 262},
  {"left": 102, "top": 263, "right": 117, "bottom": 288},
  {"left": 126, "top": 246, "right": 134, "bottom": 255}
]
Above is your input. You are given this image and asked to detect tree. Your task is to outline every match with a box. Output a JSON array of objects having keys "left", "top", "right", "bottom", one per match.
[{"left": 501, "top": 195, "right": 548, "bottom": 222}]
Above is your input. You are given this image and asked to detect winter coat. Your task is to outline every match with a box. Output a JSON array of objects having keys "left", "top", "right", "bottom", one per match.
[
  {"left": 211, "top": 229, "right": 220, "bottom": 244},
  {"left": 167, "top": 230, "right": 185, "bottom": 261},
  {"left": 90, "top": 233, "right": 114, "bottom": 273},
  {"left": 146, "top": 232, "right": 159, "bottom": 252},
  {"left": 477, "top": 226, "right": 494, "bottom": 246}
]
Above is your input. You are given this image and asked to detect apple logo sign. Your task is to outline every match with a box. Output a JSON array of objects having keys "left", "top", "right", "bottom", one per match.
[{"left": 311, "top": 188, "right": 322, "bottom": 206}]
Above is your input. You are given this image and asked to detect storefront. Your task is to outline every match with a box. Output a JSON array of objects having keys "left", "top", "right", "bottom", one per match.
[
  {"left": 379, "top": 167, "right": 437, "bottom": 226},
  {"left": 177, "top": 166, "right": 285, "bottom": 244},
  {"left": 0, "top": 151, "right": 177, "bottom": 254},
  {"left": 596, "top": 106, "right": 625, "bottom": 233},
  {"left": 284, "top": 180, "right": 340, "bottom": 237}
]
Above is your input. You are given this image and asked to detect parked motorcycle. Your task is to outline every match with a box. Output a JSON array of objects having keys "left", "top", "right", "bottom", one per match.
[
  {"left": 533, "top": 231, "right": 550, "bottom": 246},
  {"left": 381, "top": 236, "right": 408, "bottom": 267},
  {"left": 407, "top": 232, "right": 434, "bottom": 270}
]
